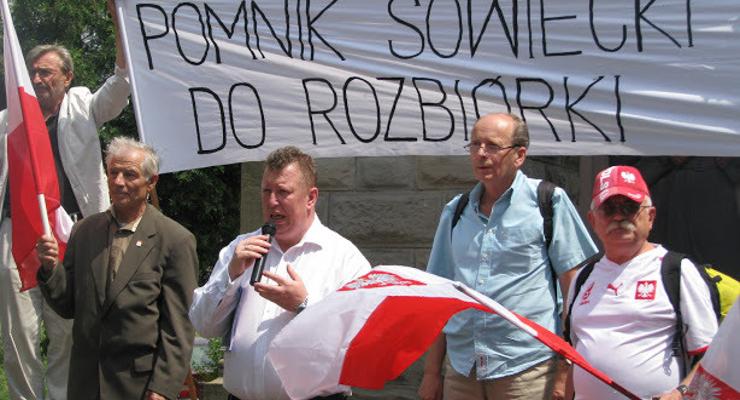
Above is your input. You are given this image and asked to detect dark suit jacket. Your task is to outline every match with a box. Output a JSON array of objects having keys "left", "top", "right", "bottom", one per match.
[{"left": 39, "top": 204, "right": 198, "bottom": 400}]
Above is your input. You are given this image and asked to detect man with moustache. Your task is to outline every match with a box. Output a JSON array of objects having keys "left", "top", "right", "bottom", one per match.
[
  {"left": 190, "top": 146, "right": 371, "bottom": 400},
  {"left": 0, "top": 1, "right": 129, "bottom": 398},
  {"left": 419, "top": 112, "right": 597, "bottom": 400},
  {"left": 566, "top": 165, "right": 718, "bottom": 400},
  {"left": 36, "top": 137, "right": 198, "bottom": 400}
]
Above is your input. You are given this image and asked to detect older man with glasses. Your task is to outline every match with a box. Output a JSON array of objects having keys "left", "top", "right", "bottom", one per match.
[
  {"left": 565, "top": 165, "right": 718, "bottom": 400},
  {"left": 419, "top": 112, "right": 597, "bottom": 400}
]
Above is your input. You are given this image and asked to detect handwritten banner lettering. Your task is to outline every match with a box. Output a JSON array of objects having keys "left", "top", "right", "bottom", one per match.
[{"left": 118, "top": 0, "right": 740, "bottom": 173}]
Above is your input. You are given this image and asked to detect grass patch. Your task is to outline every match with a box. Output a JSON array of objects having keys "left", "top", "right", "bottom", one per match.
[{"left": 0, "top": 336, "right": 9, "bottom": 398}]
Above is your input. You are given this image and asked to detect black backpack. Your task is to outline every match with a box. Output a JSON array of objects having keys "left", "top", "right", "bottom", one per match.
[{"left": 564, "top": 250, "right": 722, "bottom": 377}]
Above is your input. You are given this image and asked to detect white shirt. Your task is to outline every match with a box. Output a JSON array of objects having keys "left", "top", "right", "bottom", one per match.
[
  {"left": 1, "top": 66, "right": 130, "bottom": 219},
  {"left": 568, "top": 245, "right": 718, "bottom": 400},
  {"left": 190, "top": 216, "right": 371, "bottom": 400}
]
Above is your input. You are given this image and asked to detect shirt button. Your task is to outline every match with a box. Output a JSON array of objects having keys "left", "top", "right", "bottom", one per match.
[{"left": 478, "top": 279, "right": 484, "bottom": 285}]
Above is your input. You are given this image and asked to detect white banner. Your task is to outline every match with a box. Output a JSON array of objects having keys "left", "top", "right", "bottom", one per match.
[{"left": 118, "top": 0, "right": 740, "bottom": 173}]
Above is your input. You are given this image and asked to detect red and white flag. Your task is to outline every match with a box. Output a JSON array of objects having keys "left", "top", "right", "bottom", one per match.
[
  {"left": 687, "top": 299, "right": 739, "bottom": 399},
  {"left": 268, "top": 265, "right": 639, "bottom": 400},
  {"left": 2, "top": 0, "right": 73, "bottom": 291}
]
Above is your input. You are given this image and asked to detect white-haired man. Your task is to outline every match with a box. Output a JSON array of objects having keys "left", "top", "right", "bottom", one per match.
[{"left": 36, "top": 137, "right": 198, "bottom": 400}]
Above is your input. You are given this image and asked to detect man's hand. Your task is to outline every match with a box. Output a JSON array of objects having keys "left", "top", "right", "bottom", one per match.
[
  {"left": 417, "top": 371, "right": 443, "bottom": 400},
  {"left": 227, "top": 235, "right": 271, "bottom": 281},
  {"left": 145, "top": 390, "right": 166, "bottom": 400},
  {"left": 551, "top": 359, "right": 569, "bottom": 400},
  {"left": 36, "top": 235, "right": 59, "bottom": 271},
  {"left": 255, "top": 264, "right": 307, "bottom": 312}
]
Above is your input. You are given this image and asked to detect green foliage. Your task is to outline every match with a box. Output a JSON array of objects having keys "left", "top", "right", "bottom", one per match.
[
  {"left": 157, "top": 165, "right": 241, "bottom": 284},
  {"left": 0, "top": 336, "right": 7, "bottom": 398},
  {"left": 192, "top": 337, "right": 225, "bottom": 382}
]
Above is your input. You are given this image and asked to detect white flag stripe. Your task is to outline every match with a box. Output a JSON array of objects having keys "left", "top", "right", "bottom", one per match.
[
  {"left": 455, "top": 283, "right": 538, "bottom": 337},
  {"left": 1, "top": 0, "right": 36, "bottom": 133}
]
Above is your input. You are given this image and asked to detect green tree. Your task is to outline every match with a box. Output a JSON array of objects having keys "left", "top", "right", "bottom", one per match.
[{"left": 2, "top": 0, "right": 240, "bottom": 281}]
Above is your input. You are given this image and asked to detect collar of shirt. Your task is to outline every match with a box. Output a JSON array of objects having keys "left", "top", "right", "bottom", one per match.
[
  {"left": 468, "top": 170, "right": 525, "bottom": 219},
  {"left": 272, "top": 215, "right": 327, "bottom": 254},
  {"left": 108, "top": 207, "right": 144, "bottom": 233}
]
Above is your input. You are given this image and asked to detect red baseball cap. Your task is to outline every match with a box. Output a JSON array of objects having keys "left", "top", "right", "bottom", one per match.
[{"left": 591, "top": 166, "right": 650, "bottom": 209}]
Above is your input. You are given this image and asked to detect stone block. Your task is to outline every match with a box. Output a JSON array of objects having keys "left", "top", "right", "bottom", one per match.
[
  {"left": 356, "top": 156, "right": 415, "bottom": 189},
  {"left": 316, "top": 158, "right": 355, "bottom": 190},
  {"left": 525, "top": 156, "right": 581, "bottom": 200},
  {"left": 316, "top": 193, "right": 330, "bottom": 223},
  {"left": 362, "top": 248, "right": 415, "bottom": 267},
  {"left": 328, "top": 192, "right": 442, "bottom": 246},
  {"left": 416, "top": 156, "right": 477, "bottom": 190},
  {"left": 414, "top": 248, "right": 431, "bottom": 270}
]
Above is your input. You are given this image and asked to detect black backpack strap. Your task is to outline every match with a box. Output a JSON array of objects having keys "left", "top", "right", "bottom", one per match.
[
  {"left": 661, "top": 250, "right": 687, "bottom": 376},
  {"left": 536, "top": 181, "right": 560, "bottom": 304},
  {"left": 451, "top": 191, "right": 471, "bottom": 233},
  {"left": 564, "top": 254, "right": 601, "bottom": 345},
  {"left": 537, "top": 181, "right": 556, "bottom": 249}
]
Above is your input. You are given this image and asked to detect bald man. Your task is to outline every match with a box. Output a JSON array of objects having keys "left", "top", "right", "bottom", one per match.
[{"left": 419, "top": 113, "right": 597, "bottom": 400}]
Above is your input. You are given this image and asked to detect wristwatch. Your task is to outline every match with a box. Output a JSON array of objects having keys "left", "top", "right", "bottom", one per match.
[
  {"left": 676, "top": 384, "right": 689, "bottom": 397},
  {"left": 295, "top": 297, "right": 309, "bottom": 314}
]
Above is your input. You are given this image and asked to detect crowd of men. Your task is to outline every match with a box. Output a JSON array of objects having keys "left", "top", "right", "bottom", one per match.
[{"left": 0, "top": 2, "right": 733, "bottom": 400}]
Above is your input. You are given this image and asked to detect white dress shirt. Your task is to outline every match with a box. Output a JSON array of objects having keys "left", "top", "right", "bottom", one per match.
[{"left": 190, "top": 216, "right": 371, "bottom": 400}]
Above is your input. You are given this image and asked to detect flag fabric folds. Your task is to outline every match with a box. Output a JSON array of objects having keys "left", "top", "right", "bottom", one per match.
[
  {"left": 687, "top": 299, "right": 739, "bottom": 399},
  {"left": 268, "top": 265, "right": 488, "bottom": 400},
  {"left": 1, "top": 0, "right": 72, "bottom": 291},
  {"left": 268, "top": 265, "right": 639, "bottom": 400}
]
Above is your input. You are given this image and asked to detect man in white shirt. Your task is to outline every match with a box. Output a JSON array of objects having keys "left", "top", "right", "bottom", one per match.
[
  {"left": 567, "top": 166, "right": 718, "bottom": 400},
  {"left": 190, "top": 146, "right": 371, "bottom": 400}
]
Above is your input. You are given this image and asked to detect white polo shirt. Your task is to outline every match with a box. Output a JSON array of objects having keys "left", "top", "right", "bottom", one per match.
[{"left": 568, "top": 245, "right": 718, "bottom": 400}]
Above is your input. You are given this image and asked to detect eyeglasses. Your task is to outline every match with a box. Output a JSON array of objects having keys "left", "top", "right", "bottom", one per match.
[
  {"left": 464, "top": 142, "right": 518, "bottom": 156},
  {"left": 597, "top": 198, "right": 650, "bottom": 217}
]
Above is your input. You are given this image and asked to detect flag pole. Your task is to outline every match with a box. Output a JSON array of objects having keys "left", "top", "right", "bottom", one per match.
[
  {"left": 453, "top": 283, "right": 641, "bottom": 400},
  {"left": 37, "top": 194, "right": 51, "bottom": 237}
]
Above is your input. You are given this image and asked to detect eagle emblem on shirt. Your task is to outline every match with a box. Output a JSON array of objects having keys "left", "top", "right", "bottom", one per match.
[{"left": 635, "top": 280, "right": 657, "bottom": 300}]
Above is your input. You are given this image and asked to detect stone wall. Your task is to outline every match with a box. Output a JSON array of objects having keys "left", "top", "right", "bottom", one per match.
[{"left": 241, "top": 155, "right": 584, "bottom": 269}]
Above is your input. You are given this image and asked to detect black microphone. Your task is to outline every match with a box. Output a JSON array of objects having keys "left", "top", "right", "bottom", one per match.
[{"left": 250, "top": 221, "right": 276, "bottom": 286}]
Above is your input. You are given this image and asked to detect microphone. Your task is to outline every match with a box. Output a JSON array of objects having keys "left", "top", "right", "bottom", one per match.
[{"left": 250, "top": 221, "right": 276, "bottom": 286}]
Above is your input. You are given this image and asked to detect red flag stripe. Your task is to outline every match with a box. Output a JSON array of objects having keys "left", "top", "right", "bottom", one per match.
[
  {"left": 3, "top": 2, "right": 70, "bottom": 291},
  {"left": 339, "top": 296, "right": 487, "bottom": 389}
]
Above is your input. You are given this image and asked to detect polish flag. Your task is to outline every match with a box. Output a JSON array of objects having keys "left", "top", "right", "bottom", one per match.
[
  {"left": 687, "top": 300, "right": 739, "bottom": 399},
  {"left": 2, "top": 0, "right": 73, "bottom": 291},
  {"left": 268, "top": 265, "right": 639, "bottom": 400}
]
